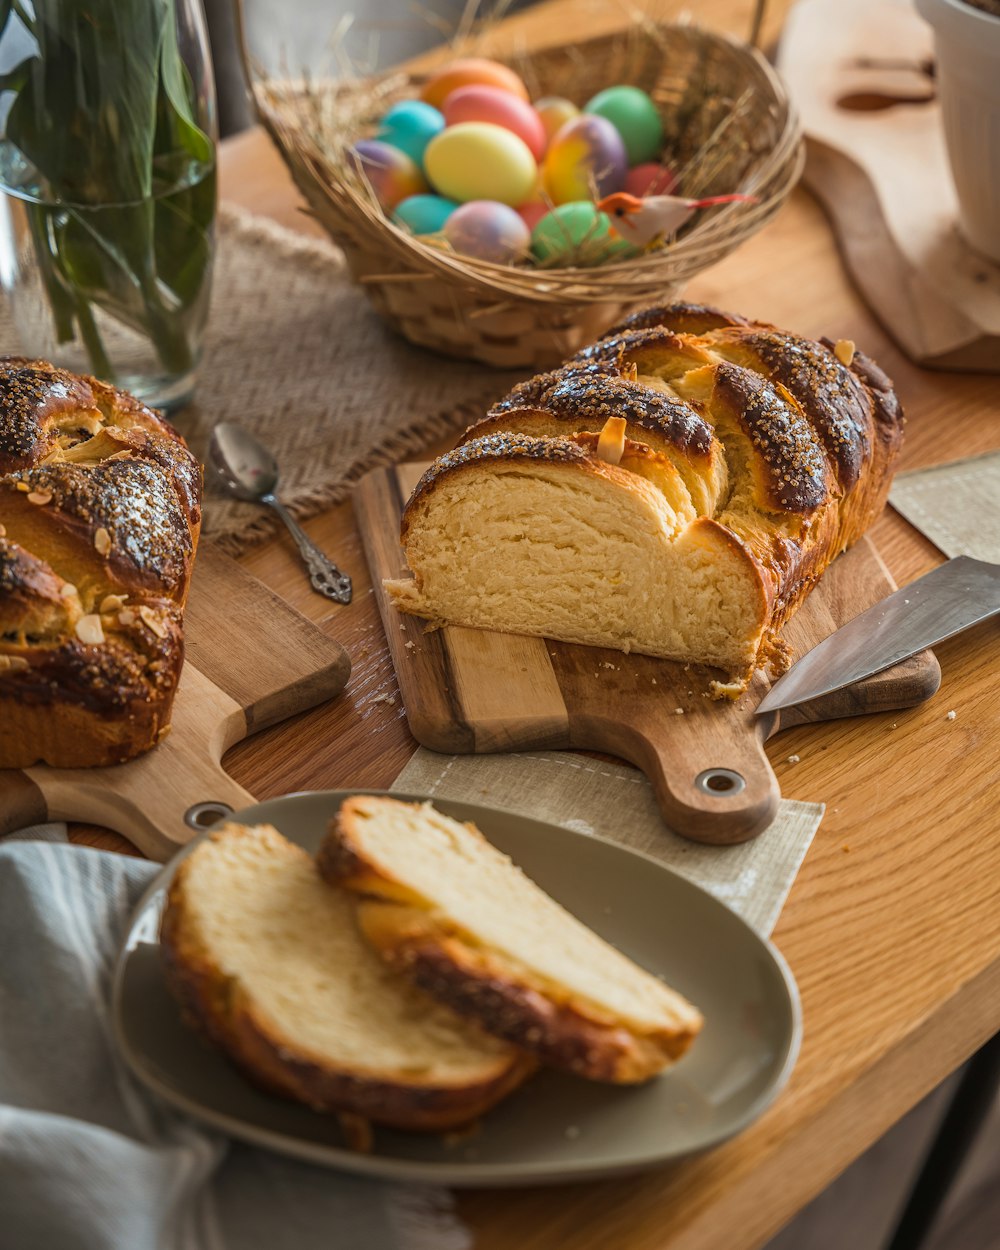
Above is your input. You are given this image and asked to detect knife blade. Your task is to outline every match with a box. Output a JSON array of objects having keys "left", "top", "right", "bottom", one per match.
[{"left": 756, "top": 556, "right": 1000, "bottom": 715}]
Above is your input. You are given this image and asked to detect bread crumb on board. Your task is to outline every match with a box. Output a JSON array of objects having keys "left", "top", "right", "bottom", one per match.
[
  {"left": 370, "top": 692, "right": 396, "bottom": 707},
  {"left": 946, "top": 710, "right": 957, "bottom": 721},
  {"left": 786, "top": 754, "right": 800, "bottom": 764}
]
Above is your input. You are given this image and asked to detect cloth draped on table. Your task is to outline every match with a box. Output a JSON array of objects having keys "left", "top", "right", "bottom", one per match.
[{"left": 0, "top": 833, "right": 470, "bottom": 1250}]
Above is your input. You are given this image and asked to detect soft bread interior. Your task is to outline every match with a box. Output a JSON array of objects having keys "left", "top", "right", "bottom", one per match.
[
  {"left": 388, "top": 454, "right": 766, "bottom": 674},
  {"left": 170, "top": 823, "right": 518, "bottom": 1081},
  {"left": 334, "top": 796, "right": 703, "bottom": 1044}
]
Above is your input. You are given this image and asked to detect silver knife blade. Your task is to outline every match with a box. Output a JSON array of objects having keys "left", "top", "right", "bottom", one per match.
[{"left": 756, "top": 556, "right": 1000, "bottom": 715}]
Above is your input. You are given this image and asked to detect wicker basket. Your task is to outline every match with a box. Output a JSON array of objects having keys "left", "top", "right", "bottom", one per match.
[{"left": 245, "top": 18, "right": 803, "bottom": 370}]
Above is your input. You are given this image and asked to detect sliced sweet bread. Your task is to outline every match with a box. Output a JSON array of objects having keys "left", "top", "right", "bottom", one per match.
[
  {"left": 317, "top": 795, "right": 704, "bottom": 1084},
  {"left": 161, "top": 822, "right": 533, "bottom": 1132}
]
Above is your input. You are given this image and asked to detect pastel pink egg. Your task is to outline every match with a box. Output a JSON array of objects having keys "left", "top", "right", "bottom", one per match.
[
  {"left": 516, "top": 200, "right": 550, "bottom": 231},
  {"left": 444, "top": 200, "right": 531, "bottom": 264},
  {"left": 625, "top": 162, "right": 677, "bottom": 198},
  {"left": 442, "top": 85, "right": 547, "bottom": 161},
  {"left": 534, "top": 96, "right": 579, "bottom": 144},
  {"left": 350, "top": 139, "right": 426, "bottom": 211},
  {"left": 543, "top": 114, "right": 627, "bottom": 204}
]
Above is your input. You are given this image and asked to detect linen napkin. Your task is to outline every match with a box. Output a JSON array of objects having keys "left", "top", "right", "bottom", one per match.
[
  {"left": 890, "top": 450, "right": 1000, "bottom": 563},
  {"left": 0, "top": 833, "right": 469, "bottom": 1250},
  {"left": 392, "top": 748, "right": 825, "bottom": 938}
]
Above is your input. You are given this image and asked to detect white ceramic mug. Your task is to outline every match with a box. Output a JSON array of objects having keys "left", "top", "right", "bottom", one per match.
[{"left": 916, "top": 0, "right": 1000, "bottom": 263}]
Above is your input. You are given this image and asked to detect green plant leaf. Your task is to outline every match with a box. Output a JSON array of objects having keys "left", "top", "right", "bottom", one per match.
[{"left": 2, "top": 0, "right": 216, "bottom": 381}]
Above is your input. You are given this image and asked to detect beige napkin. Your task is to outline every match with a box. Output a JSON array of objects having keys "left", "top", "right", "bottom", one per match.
[
  {"left": 392, "top": 748, "right": 823, "bottom": 937},
  {"left": 891, "top": 450, "right": 1000, "bottom": 562}
]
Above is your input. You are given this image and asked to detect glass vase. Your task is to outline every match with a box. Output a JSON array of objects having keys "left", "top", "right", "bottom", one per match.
[{"left": 0, "top": 0, "right": 218, "bottom": 413}]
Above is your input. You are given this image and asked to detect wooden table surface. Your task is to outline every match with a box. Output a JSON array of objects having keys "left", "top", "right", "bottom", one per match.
[{"left": 72, "top": 3, "right": 1000, "bottom": 1247}]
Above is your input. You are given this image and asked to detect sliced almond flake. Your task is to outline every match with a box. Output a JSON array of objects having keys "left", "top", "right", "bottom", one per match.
[
  {"left": 596, "top": 416, "right": 627, "bottom": 465},
  {"left": 118, "top": 609, "right": 136, "bottom": 626},
  {"left": 27, "top": 490, "right": 52, "bottom": 506},
  {"left": 60, "top": 583, "right": 78, "bottom": 598},
  {"left": 75, "top": 614, "right": 105, "bottom": 645},
  {"left": 94, "top": 527, "right": 111, "bottom": 556},
  {"left": 138, "top": 605, "right": 168, "bottom": 638},
  {"left": 0, "top": 655, "right": 29, "bottom": 671},
  {"left": 0, "top": 524, "right": 6, "bottom": 537},
  {"left": 834, "top": 338, "right": 856, "bottom": 367},
  {"left": 99, "top": 593, "right": 127, "bottom": 613}
]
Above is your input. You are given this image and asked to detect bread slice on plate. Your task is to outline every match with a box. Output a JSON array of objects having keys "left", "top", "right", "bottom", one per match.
[
  {"left": 317, "top": 795, "right": 704, "bottom": 1083},
  {"left": 161, "top": 822, "right": 534, "bottom": 1132}
]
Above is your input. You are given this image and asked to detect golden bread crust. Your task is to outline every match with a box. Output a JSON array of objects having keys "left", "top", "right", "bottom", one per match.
[{"left": 0, "top": 357, "right": 201, "bottom": 766}]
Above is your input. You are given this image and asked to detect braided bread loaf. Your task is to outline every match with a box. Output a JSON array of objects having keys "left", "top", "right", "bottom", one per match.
[
  {"left": 387, "top": 303, "right": 903, "bottom": 695},
  {"left": 0, "top": 359, "right": 201, "bottom": 766}
]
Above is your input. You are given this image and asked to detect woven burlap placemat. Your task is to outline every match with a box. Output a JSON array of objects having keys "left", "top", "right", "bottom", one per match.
[
  {"left": 392, "top": 748, "right": 824, "bottom": 937},
  {"left": 185, "top": 205, "right": 528, "bottom": 552}
]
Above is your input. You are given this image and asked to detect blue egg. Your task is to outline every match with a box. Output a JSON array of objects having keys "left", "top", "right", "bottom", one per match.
[
  {"left": 393, "top": 193, "right": 459, "bottom": 235},
  {"left": 376, "top": 101, "right": 445, "bottom": 164}
]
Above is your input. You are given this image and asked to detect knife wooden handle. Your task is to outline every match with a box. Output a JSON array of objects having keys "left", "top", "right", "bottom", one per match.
[{"left": 763, "top": 648, "right": 942, "bottom": 736}]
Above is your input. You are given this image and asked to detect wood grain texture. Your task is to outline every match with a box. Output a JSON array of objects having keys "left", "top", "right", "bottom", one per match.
[
  {"left": 65, "top": 1, "right": 1000, "bottom": 1244},
  {"left": 356, "top": 464, "right": 939, "bottom": 844},
  {"left": 186, "top": 544, "right": 351, "bottom": 732},
  {"left": 6, "top": 546, "right": 351, "bottom": 859}
]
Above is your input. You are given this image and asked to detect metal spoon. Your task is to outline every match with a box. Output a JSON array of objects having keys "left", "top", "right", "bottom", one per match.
[{"left": 209, "top": 423, "right": 352, "bottom": 604}]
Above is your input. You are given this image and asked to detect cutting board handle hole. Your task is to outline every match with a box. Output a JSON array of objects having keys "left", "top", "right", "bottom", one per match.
[
  {"left": 184, "top": 801, "right": 235, "bottom": 830},
  {"left": 695, "top": 769, "right": 747, "bottom": 796}
]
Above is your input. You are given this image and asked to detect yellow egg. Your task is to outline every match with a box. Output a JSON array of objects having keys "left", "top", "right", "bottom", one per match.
[{"left": 424, "top": 123, "right": 538, "bottom": 207}]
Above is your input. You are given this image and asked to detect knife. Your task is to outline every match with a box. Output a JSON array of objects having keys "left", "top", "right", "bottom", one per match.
[{"left": 756, "top": 556, "right": 1000, "bottom": 715}]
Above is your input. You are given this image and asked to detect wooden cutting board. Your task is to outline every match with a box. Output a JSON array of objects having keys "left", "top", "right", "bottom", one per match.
[
  {"left": 356, "top": 464, "right": 941, "bottom": 846},
  {"left": 777, "top": 0, "right": 1000, "bottom": 372},
  {"left": 0, "top": 545, "right": 351, "bottom": 860}
]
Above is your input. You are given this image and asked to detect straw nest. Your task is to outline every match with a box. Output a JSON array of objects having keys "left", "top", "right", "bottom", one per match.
[{"left": 248, "top": 19, "right": 803, "bottom": 369}]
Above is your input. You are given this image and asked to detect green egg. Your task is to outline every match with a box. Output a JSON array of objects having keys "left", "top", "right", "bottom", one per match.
[
  {"left": 530, "top": 202, "right": 636, "bottom": 267},
  {"left": 584, "top": 85, "right": 664, "bottom": 165}
]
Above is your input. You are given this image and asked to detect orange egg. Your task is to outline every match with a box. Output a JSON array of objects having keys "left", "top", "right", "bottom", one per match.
[{"left": 420, "top": 58, "right": 529, "bottom": 109}]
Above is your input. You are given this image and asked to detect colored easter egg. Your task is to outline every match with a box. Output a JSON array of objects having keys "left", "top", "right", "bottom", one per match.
[
  {"left": 420, "top": 58, "right": 529, "bottom": 109},
  {"left": 376, "top": 100, "right": 445, "bottom": 164},
  {"left": 530, "top": 201, "right": 636, "bottom": 266},
  {"left": 516, "top": 200, "right": 550, "bottom": 232},
  {"left": 393, "top": 193, "right": 459, "bottom": 235},
  {"left": 444, "top": 200, "right": 531, "bottom": 264},
  {"left": 442, "top": 85, "right": 546, "bottom": 161},
  {"left": 625, "top": 162, "right": 677, "bottom": 198},
  {"left": 534, "top": 96, "right": 579, "bottom": 143},
  {"left": 542, "top": 115, "right": 627, "bottom": 205},
  {"left": 584, "top": 85, "right": 664, "bottom": 165},
  {"left": 350, "top": 139, "right": 426, "bottom": 211},
  {"left": 424, "top": 122, "right": 537, "bottom": 206}
]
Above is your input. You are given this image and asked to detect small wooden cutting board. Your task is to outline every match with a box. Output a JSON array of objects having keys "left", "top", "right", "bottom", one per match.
[
  {"left": 356, "top": 464, "right": 941, "bottom": 846},
  {"left": 778, "top": 0, "right": 1000, "bottom": 372},
  {"left": 0, "top": 545, "right": 351, "bottom": 860}
]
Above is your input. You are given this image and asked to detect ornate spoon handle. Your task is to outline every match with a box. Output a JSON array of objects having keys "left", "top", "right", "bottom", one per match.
[{"left": 265, "top": 496, "right": 352, "bottom": 604}]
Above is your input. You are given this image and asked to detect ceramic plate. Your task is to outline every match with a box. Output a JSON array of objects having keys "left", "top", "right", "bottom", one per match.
[{"left": 112, "top": 790, "right": 801, "bottom": 1187}]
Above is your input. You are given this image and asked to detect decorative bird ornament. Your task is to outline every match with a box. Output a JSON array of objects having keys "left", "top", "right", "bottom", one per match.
[{"left": 597, "top": 191, "right": 759, "bottom": 248}]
